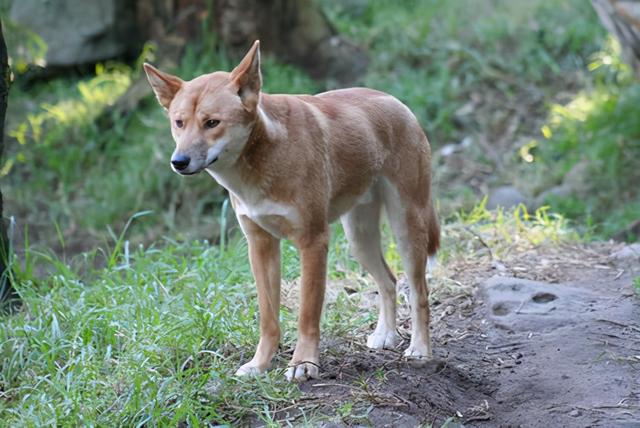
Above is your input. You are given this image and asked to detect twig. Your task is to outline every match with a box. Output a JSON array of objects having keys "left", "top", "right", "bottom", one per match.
[
  {"left": 596, "top": 318, "right": 640, "bottom": 332},
  {"left": 462, "top": 226, "right": 495, "bottom": 260},
  {"left": 486, "top": 342, "right": 524, "bottom": 350},
  {"left": 311, "top": 383, "right": 355, "bottom": 389}
]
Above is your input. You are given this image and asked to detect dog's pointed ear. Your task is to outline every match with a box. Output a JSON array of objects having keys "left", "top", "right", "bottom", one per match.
[
  {"left": 143, "top": 63, "right": 183, "bottom": 110},
  {"left": 230, "top": 40, "right": 262, "bottom": 111}
]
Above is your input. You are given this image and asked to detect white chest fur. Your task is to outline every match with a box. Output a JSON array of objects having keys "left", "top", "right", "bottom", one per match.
[{"left": 206, "top": 167, "right": 300, "bottom": 239}]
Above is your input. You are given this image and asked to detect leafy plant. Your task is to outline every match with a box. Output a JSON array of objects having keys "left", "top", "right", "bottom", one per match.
[{"left": 529, "top": 37, "right": 640, "bottom": 238}]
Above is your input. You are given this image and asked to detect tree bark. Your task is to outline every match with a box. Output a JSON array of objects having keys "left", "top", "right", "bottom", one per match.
[{"left": 0, "top": 21, "right": 19, "bottom": 310}]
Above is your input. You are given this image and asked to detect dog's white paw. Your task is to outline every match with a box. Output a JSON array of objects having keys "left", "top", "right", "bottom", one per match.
[
  {"left": 367, "top": 328, "right": 401, "bottom": 350},
  {"left": 235, "top": 361, "right": 267, "bottom": 377},
  {"left": 403, "top": 342, "right": 432, "bottom": 359},
  {"left": 285, "top": 362, "right": 319, "bottom": 381}
]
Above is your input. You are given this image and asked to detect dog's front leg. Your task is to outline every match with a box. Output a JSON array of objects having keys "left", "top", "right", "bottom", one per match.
[
  {"left": 235, "top": 215, "right": 281, "bottom": 376},
  {"left": 286, "top": 230, "right": 329, "bottom": 381}
]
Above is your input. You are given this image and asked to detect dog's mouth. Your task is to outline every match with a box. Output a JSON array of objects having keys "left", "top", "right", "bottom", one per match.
[
  {"left": 206, "top": 156, "right": 219, "bottom": 167},
  {"left": 174, "top": 156, "right": 218, "bottom": 176}
]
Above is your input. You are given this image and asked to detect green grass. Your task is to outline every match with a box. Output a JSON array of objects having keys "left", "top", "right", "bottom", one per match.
[
  {"left": 0, "top": 0, "right": 633, "bottom": 424},
  {"left": 323, "top": 0, "right": 605, "bottom": 144},
  {"left": 0, "top": 209, "right": 368, "bottom": 425},
  {"left": 0, "top": 204, "right": 575, "bottom": 425},
  {"left": 1, "top": 239, "right": 293, "bottom": 425}
]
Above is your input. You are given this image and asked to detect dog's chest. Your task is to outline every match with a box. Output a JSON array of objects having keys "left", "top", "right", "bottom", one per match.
[
  {"left": 207, "top": 168, "right": 299, "bottom": 239},
  {"left": 234, "top": 197, "right": 299, "bottom": 238}
]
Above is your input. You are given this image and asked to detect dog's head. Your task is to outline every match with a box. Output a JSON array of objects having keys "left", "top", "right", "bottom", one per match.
[{"left": 143, "top": 41, "right": 261, "bottom": 175}]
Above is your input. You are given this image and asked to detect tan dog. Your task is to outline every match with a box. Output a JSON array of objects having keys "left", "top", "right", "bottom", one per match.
[{"left": 144, "top": 41, "right": 439, "bottom": 381}]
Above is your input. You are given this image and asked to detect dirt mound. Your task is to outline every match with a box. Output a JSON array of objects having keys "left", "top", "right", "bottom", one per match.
[{"left": 283, "top": 244, "right": 640, "bottom": 426}]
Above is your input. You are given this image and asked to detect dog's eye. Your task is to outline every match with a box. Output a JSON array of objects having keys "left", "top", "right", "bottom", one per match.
[
  {"left": 204, "top": 119, "right": 220, "bottom": 129},
  {"left": 175, "top": 119, "right": 184, "bottom": 129}
]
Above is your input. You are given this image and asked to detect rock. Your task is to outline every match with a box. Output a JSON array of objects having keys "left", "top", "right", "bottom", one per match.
[
  {"left": 534, "top": 161, "right": 592, "bottom": 208},
  {"left": 439, "top": 136, "right": 473, "bottom": 158},
  {"left": 534, "top": 184, "right": 572, "bottom": 207},
  {"left": 491, "top": 260, "right": 508, "bottom": 273},
  {"left": 562, "top": 160, "right": 591, "bottom": 197},
  {"left": 439, "top": 143, "right": 460, "bottom": 157},
  {"left": 479, "top": 276, "right": 598, "bottom": 332},
  {"left": 568, "top": 409, "right": 581, "bottom": 417},
  {"left": 10, "top": 0, "right": 138, "bottom": 67},
  {"left": 610, "top": 243, "right": 640, "bottom": 260},
  {"left": 487, "top": 185, "right": 529, "bottom": 210},
  {"left": 612, "top": 219, "right": 640, "bottom": 242}
]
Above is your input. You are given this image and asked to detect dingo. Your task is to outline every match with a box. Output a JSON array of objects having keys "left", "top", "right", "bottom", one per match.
[{"left": 144, "top": 41, "right": 439, "bottom": 381}]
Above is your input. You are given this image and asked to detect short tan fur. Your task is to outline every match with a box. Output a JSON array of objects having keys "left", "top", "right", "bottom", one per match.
[{"left": 144, "top": 41, "right": 440, "bottom": 381}]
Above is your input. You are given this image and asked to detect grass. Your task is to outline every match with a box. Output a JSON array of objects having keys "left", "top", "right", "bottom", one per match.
[
  {"left": 521, "top": 36, "right": 640, "bottom": 238},
  {"left": 0, "top": 203, "right": 575, "bottom": 425},
  {"left": 1, "top": 239, "right": 294, "bottom": 425},
  {"left": 0, "top": 0, "right": 636, "bottom": 422},
  {"left": 323, "top": 0, "right": 604, "bottom": 144},
  {"left": 3, "top": 0, "right": 611, "bottom": 251}
]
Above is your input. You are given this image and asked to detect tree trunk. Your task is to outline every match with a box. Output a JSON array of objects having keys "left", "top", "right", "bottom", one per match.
[
  {"left": 215, "top": 0, "right": 368, "bottom": 84},
  {"left": 0, "top": 21, "right": 19, "bottom": 310},
  {"left": 592, "top": 0, "right": 640, "bottom": 77}
]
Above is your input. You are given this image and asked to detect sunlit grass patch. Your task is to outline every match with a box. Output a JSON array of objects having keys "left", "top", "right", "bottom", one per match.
[
  {"left": 442, "top": 200, "right": 578, "bottom": 264},
  {"left": 6, "top": 63, "right": 131, "bottom": 176},
  {"left": 430, "top": 199, "right": 580, "bottom": 298},
  {"left": 522, "top": 37, "right": 640, "bottom": 238}
]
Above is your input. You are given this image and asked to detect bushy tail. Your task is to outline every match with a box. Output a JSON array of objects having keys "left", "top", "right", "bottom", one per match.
[{"left": 427, "top": 203, "right": 440, "bottom": 256}]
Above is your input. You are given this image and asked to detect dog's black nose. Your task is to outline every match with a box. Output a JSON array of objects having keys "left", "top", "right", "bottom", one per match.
[{"left": 171, "top": 154, "right": 190, "bottom": 171}]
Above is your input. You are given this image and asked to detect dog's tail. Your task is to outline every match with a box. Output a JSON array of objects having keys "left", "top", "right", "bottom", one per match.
[{"left": 427, "top": 202, "right": 440, "bottom": 257}]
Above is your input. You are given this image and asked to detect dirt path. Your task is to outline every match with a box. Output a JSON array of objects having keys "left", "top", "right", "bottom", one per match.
[{"left": 291, "top": 243, "right": 640, "bottom": 427}]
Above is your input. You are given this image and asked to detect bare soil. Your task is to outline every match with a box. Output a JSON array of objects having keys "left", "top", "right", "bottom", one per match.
[{"left": 282, "top": 243, "right": 640, "bottom": 427}]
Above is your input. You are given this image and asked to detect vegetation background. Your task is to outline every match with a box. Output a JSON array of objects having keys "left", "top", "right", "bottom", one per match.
[{"left": 0, "top": 0, "right": 638, "bottom": 425}]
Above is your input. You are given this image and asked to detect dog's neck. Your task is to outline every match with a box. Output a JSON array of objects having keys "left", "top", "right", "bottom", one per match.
[
  {"left": 242, "top": 103, "right": 274, "bottom": 164},
  {"left": 208, "top": 95, "right": 283, "bottom": 201}
]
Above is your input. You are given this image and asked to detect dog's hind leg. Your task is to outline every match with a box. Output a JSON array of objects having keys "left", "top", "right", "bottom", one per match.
[
  {"left": 341, "top": 184, "right": 401, "bottom": 350},
  {"left": 382, "top": 178, "right": 437, "bottom": 359}
]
